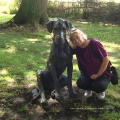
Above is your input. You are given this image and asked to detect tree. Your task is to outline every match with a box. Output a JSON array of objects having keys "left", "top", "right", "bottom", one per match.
[{"left": 3, "top": 0, "right": 48, "bottom": 28}]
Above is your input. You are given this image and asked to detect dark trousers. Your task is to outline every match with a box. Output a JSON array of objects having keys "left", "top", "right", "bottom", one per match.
[{"left": 76, "top": 73, "right": 110, "bottom": 93}]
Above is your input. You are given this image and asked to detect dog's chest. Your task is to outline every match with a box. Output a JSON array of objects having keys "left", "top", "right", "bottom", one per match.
[
  {"left": 56, "top": 56, "right": 68, "bottom": 66},
  {"left": 49, "top": 43, "right": 72, "bottom": 74},
  {"left": 55, "top": 55, "right": 70, "bottom": 73}
]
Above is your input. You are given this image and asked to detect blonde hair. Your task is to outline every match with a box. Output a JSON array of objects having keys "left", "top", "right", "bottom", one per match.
[
  {"left": 69, "top": 28, "right": 87, "bottom": 41},
  {"left": 69, "top": 28, "right": 87, "bottom": 49}
]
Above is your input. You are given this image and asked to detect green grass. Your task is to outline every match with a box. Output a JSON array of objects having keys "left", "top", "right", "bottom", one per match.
[
  {"left": 0, "top": 13, "right": 120, "bottom": 120},
  {"left": 0, "top": 13, "right": 14, "bottom": 24}
]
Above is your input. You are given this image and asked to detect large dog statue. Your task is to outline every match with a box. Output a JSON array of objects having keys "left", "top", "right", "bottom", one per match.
[{"left": 32, "top": 18, "right": 77, "bottom": 105}]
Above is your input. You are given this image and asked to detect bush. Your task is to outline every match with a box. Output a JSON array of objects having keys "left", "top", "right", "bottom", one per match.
[
  {"left": 0, "top": 0, "right": 22, "bottom": 14},
  {"left": 9, "top": 3, "right": 18, "bottom": 14},
  {"left": 0, "top": 0, "right": 9, "bottom": 14},
  {"left": 47, "top": 0, "right": 120, "bottom": 23},
  {"left": 9, "top": 0, "right": 22, "bottom": 14}
]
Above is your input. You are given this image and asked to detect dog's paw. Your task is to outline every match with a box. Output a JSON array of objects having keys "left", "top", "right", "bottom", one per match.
[
  {"left": 69, "top": 91, "right": 78, "bottom": 98},
  {"left": 51, "top": 90, "right": 56, "bottom": 99},
  {"left": 39, "top": 98, "right": 49, "bottom": 111},
  {"left": 39, "top": 98, "right": 48, "bottom": 105},
  {"left": 55, "top": 94, "right": 64, "bottom": 102}
]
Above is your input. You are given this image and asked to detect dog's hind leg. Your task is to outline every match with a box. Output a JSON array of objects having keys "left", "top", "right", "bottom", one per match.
[
  {"left": 37, "top": 70, "right": 48, "bottom": 105},
  {"left": 32, "top": 70, "right": 48, "bottom": 105}
]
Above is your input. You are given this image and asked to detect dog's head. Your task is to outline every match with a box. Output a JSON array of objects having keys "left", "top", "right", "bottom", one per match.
[{"left": 46, "top": 18, "right": 72, "bottom": 45}]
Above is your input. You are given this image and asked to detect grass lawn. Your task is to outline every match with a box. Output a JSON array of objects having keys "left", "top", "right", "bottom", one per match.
[{"left": 0, "top": 13, "right": 120, "bottom": 120}]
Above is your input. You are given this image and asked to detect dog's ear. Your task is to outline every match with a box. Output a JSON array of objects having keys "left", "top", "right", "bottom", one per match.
[
  {"left": 46, "top": 20, "right": 55, "bottom": 33},
  {"left": 65, "top": 21, "right": 72, "bottom": 33}
]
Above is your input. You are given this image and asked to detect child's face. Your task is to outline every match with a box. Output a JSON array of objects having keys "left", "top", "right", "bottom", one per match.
[{"left": 70, "top": 32, "right": 85, "bottom": 47}]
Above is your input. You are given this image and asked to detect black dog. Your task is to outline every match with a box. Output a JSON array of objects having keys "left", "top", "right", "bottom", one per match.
[{"left": 32, "top": 18, "right": 77, "bottom": 105}]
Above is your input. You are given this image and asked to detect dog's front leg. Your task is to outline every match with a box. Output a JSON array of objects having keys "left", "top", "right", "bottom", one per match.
[
  {"left": 67, "top": 61, "right": 78, "bottom": 98},
  {"left": 49, "top": 65, "right": 63, "bottom": 101}
]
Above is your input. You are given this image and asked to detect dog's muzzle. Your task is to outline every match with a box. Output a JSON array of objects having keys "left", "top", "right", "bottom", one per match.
[{"left": 55, "top": 35, "right": 65, "bottom": 45}]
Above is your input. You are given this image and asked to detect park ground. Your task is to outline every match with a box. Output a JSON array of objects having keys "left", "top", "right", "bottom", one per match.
[{"left": 0, "top": 13, "right": 120, "bottom": 120}]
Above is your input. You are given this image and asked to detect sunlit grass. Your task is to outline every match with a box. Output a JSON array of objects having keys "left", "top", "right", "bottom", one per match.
[
  {"left": 0, "top": 13, "right": 14, "bottom": 23},
  {"left": 0, "top": 69, "right": 8, "bottom": 75}
]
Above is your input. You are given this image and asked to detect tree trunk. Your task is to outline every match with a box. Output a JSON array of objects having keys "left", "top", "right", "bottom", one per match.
[{"left": 11, "top": 0, "right": 48, "bottom": 26}]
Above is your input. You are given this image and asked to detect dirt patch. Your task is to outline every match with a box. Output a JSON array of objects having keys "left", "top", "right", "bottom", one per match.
[{"left": 0, "top": 83, "right": 109, "bottom": 120}]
